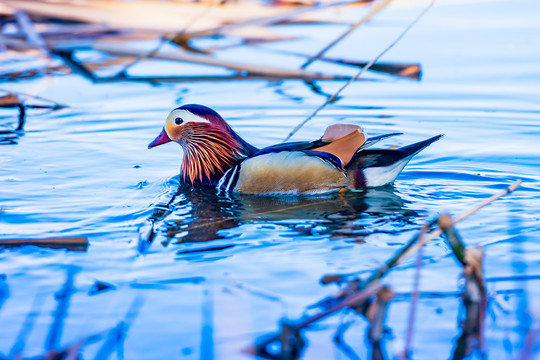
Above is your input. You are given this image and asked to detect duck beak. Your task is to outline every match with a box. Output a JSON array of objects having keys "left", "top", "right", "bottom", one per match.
[{"left": 148, "top": 128, "right": 171, "bottom": 149}]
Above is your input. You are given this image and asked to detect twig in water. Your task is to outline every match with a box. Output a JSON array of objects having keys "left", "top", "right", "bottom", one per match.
[
  {"left": 450, "top": 247, "right": 486, "bottom": 360},
  {"left": 439, "top": 215, "right": 486, "bottom": 359},
  {"left": 248, "top": 320, "right": 306, "bottom": 360},
  {"left": 463, "top": 247, "right": 486, "bottom": 354},
  {"left": 301, "top": 0, "right": 394, "bottom": 69},
  {"left": 361, "top": 218, "right": 437, "bottom": 288},
  {"left": 366, "top": 286, "right": 394, "bottom": 343},
  {"left": 439, "top": 214, "right": 466, "bottom": 265},
  {"left": 252, "top": 181, "right": 520, "bottom": 358},
  {"left": 315, "top": 180, "right": 521, "bottom": 312},
  {"left": 250, "top": 282, "right": 382, "bottom": 358},
  {"left": 283, "top": 0, "right": 436, "bottom": 142},
  {"left": 390, "top": 180, "right": 521, "bottom": 274}
]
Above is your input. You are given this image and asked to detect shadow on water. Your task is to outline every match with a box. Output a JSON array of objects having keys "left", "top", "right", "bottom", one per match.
[
  {"left": 141, "top": 180, "right": 420, "bottom": 254},
  {"left": 0, "top": 106, "right": 25, "bottom": 145}
]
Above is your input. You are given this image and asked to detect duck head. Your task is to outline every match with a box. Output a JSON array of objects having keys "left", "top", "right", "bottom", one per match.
[{"left": 149, "top": 104, "right": 257, "bottom": 186}]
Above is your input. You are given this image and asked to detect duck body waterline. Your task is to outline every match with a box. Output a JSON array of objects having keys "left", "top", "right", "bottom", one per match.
[{"left": 149, "top": 104, "right": 442, "bottom": 194}]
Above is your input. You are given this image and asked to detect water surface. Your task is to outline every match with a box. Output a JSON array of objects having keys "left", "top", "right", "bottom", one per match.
[{"left": 1, "top": 0, "right": 539, "bottom": 359}]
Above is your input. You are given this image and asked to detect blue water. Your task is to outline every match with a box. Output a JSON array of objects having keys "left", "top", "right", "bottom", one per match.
[{"left": 1, "top": 0, "right": 540, "bottom": 359}]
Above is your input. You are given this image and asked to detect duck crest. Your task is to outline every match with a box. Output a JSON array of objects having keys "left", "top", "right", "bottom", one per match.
[{"left": 180, "top": 123, "right": 251, "bottom": 186}]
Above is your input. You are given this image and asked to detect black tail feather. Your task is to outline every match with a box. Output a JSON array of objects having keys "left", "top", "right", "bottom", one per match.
[
  {"left": 359, "top": 132, "right": 403, "bottom": 152},
  {"left": 346, "top": 134, "right": 443, "bottom": 170}
]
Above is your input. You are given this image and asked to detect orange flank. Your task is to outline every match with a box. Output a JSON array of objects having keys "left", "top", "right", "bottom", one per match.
[{"left": 314, "top": 125, "right": 366, "bottom": 166}]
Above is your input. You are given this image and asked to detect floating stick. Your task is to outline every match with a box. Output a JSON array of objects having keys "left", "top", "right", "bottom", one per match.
[{"left": 0, "top": 237, "right": 88, "bottom": 251}]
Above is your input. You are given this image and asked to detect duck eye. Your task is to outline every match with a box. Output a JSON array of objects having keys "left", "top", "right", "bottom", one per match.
[{"left": 174, "top": 117, "right": 184, "bottom": 125}]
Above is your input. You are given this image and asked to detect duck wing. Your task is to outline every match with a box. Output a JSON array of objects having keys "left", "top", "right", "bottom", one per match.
[
  {"left": 252, "top": 124, "right": 367, "bottom": 168},
  {"left": 254, "top": 139, "right": 327, "bottom": 157}
]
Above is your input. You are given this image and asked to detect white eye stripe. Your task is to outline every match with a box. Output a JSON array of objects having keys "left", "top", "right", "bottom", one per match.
[{"left": 167, "top": 109, "right": 211, "bottom": 125}]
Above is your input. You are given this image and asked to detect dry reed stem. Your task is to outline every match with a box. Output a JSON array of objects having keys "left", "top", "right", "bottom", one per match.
[
  {"left": 116, "top": 0, "right": 222, "bottom": 75},
  {"left": 393, "top": 180, "right": 521, "bottom": 271},
  {"left": 0, "top": 88, "right": 68, "bottom": 109},
  {"left": 298, "top": 281, "right": 382, "bottom": 329},
  {"left": 463, "top": 247, "right": 486, "bottom": 352},
  {"left": 301, "top": 0, "right": 394, "bottom": 69},
  {"left": 283, "top": 0, "right": 436, "bottom": 142},
  {"left": 250, "top": 282, "right": 382, "bottom": 358},
  {"left": 327, "top": 59, "right": 421, "bottom": 79},
  {"left": 91, "top": 41, "right": 354, "bottom": 81},
  {"left": 0, "top": 93, "right": 20, "bottom": 106},
  {"left": 366, "top": 286, "right": 394, "bottom": 342}
]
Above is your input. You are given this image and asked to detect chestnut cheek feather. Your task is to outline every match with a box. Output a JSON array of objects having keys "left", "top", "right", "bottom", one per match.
[{"left": 148, "top": 128, "right": 172, "bottom": 149}]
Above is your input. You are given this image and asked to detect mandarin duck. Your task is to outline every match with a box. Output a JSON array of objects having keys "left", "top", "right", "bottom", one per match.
[{"left": 149, "top": 104, "right": 442, "bottom": 194}]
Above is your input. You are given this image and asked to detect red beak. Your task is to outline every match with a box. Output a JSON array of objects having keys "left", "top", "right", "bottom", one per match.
[{"left": 148, "top": 128, "right": 172, "bottom": 149}]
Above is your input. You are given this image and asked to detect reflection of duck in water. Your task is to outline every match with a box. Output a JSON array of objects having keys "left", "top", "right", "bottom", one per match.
[
  {"left": 144, "top": 182, "right": 418, "bottom": 248},
  {"left": 149, "top": 104, "right": 442, "bottom": 194}
]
